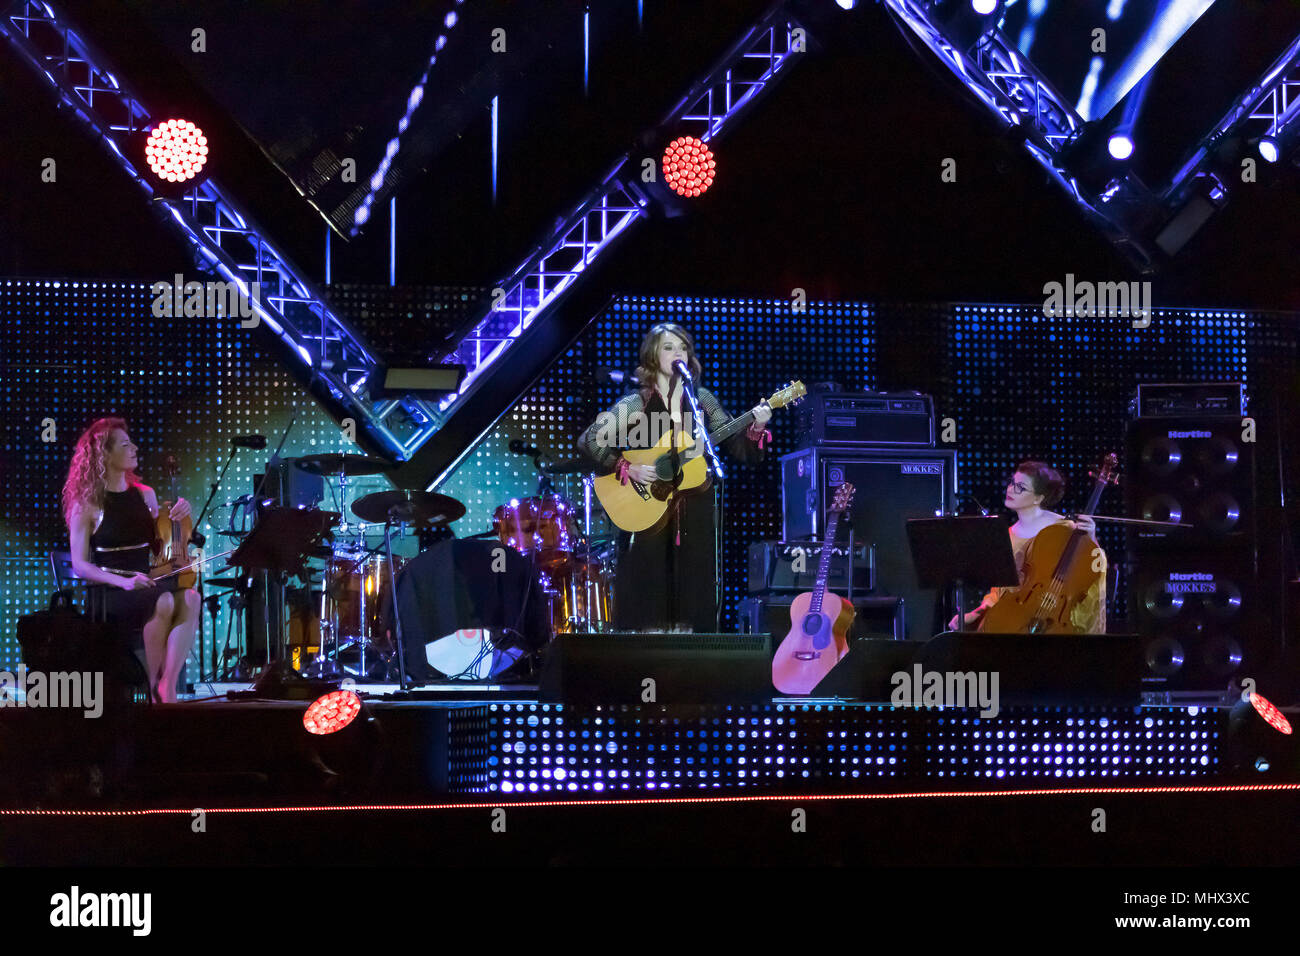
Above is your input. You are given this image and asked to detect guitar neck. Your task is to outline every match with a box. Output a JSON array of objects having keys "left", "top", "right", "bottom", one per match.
[
  {"left": 707, "top": 408, "right": 756, "bottom": 445},
  {"left": 810, "top": 510, "right": 841, "bottom": 615}
]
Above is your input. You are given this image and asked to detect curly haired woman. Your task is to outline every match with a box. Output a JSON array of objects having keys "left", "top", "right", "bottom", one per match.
[{"left": 63, "top": 418, "right": 199, "bottom": 702}]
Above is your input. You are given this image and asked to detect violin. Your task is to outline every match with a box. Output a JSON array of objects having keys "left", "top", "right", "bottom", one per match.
[
  {"left": 977, "top": 453, "right": 1119, "bottom": 635},
  {"left": 151, "top": 454, "right": 198, "bottom": 589}
]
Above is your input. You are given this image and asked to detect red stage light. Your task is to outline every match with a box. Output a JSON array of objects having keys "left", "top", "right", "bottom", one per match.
[
  {"left": 303, "top": 690, "right": 362, "bottom": 735},
  {"left": 1249, "top": 692, "right": 1293, "bottom": 735},
  {"left": 144, "top": 118, "right": 209, "bottom": 184},
  {"left": 662, "top": 136, "right": 716, "bottom": 198}
]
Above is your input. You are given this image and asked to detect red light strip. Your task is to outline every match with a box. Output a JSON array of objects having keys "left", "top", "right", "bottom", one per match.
[{"left": 1, "top": 782, "right": 1298, "bottom": 816}]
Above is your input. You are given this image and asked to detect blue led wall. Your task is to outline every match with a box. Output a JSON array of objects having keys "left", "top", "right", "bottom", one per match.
[
  {"left": 446, "top": 702, "right": 1224, "bottom": 795},
  {"left": 1, "top": 279, "right": 1296, "bottom": 671}
]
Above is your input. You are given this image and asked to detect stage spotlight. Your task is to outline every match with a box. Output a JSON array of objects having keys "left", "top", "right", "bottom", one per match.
[
  {"left": 1107, "top": 133, "right": 1134, "bottom": 161},
  {"left": 1226, "top": 691, "right": 1297, "bottom": 775},
  {"left": 144, "top": 118, "right": 209, "bottom": 184},
  {"left": 835, "top": 0, "right": 857, "bottom": 9},
  {"left": 662, "top": 136, "right": 716, "bottom": 198},
  {"left": 1257, "top": 135, "right": 1280, "bottom": 164},
  {"left": 303, "top": 689, "right": 361, "bottom": 735},
  {"left": 971, "top": 0, "right": 999, "bottom": 13}
]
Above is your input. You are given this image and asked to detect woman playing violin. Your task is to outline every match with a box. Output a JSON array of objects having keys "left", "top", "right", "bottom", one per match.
[
  {"left": 949, "top": 461, "right": 1107, "bottom": 633},
  {"left": 62, "top": 418, "right": 200, "bottom": 702}
]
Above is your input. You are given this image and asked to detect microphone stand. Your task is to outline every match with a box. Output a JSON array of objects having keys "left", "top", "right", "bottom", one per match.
[{"left": 676, "top": 362, "right": 726, "bottom": 631}]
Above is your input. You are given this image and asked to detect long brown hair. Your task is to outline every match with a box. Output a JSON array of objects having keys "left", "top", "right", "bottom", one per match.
[
  {"left": 62, "top": 417, "right": 140, "bottom": 526},
  {"left": 635, "top": 323, "right": 703, "bottom": 401}
]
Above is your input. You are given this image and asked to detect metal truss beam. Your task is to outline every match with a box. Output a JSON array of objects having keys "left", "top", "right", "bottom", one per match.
[
  {"left": 0, "top": 0, "right": 440, "bottom": 460},
  {"left": 1165, "top": 32, "right": 1300, "bottom": 207},
  {"left": 882, "top": 0, "right": 1167, "bottom": 271},
  {"left": 408, "top": 0, "right": 808, "bottom": 487}
]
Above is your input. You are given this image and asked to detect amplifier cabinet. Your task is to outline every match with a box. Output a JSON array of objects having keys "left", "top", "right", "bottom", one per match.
[
  {"left": 781, "top": 447, "right": 957, "bottom": 641},
  {"left": 795, "top": 391, "right": 935, "bottom": 448}
]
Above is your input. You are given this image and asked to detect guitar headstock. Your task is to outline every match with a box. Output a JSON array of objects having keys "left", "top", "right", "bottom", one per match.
[
  {"left": 1091, "top": 452, "right": 1120, "bottom": 486},
  {"left": 766, "top": 380, "right": 806, "bottom": 410},
  {"left": 831, "top": 481, "right": 855, "bottom": 513}
]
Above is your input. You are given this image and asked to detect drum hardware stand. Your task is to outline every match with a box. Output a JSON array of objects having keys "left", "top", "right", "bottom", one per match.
[
  {"left": 224, "top": 507, "right": 339, "bottom": 700},
  {"left": 383, "top": 515, "right": 412, "bottom": 692}
]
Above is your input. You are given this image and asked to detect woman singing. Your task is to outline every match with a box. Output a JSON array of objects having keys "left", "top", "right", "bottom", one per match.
[
  {"left": 577, "top": 324, "right": 771, "bottom": 632},
  {"left": 62, "top": 418, "right": 200, "bottom": 702},
  {"left": 949, "top": 461, "right": 1106, "bottom": 632}
]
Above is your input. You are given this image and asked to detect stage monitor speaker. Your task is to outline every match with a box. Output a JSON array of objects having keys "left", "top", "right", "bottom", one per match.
[
  {"left": 538, "top": 632, "right": 773, "bottom": 704},
  {"left": 918, "top": 632, "right": 1144, "bottom": 707},
  {"left": 780, "top": 448, "right": 957, "bottom": 641}
]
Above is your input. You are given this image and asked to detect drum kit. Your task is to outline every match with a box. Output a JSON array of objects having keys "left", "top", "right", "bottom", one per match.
[{"left": 213, "top": 450, "right": 618, "bottom": 682}]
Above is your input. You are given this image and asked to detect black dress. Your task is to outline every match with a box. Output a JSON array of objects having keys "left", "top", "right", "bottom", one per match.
[
  {"left": 89, "top": 486, "right": 174, "bottom": 650},
  {"left": 577, "top": 386, "right": 764, "bottom": 632}
]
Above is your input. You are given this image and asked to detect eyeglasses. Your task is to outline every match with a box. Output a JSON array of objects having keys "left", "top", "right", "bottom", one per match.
[{"left": 1006, "top": 478, "right": 1032, "bottom": 495}]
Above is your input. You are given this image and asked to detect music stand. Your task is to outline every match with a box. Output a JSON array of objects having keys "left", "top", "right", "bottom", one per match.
[
  {"left": 225, "top": 507, "right": 338, "bottom": 698},
  {"left": 906, "top": 516, "right": 1019, "bottom": 633}
]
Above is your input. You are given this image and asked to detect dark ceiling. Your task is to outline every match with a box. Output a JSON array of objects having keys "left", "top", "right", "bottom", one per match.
[{"left": 1, "top": 0, "right": 1297, "bottom": 312}]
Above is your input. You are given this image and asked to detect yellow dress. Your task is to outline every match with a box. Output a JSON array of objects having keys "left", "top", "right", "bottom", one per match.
[{"left": 981, "top": 520, "right": 1107, "bottom": 633}]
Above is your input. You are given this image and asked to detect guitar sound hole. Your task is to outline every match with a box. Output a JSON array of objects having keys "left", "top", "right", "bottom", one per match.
[{"left": 802, "top": 615, "right": 821, "bottom": 636}]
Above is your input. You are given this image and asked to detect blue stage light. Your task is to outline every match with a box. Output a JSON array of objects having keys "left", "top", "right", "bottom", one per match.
[
  {"left": 1258, "top": 136, "right": 1280, "bottom": 163},
  {"left": 836, "top": 0, "right": 857, "bottom": 9},
  {"left": 971, "top": 0, "right": 998, "bottom": 13},
  {"left": 1108, "top": 133, "right": 1134, "bottom": 160}
]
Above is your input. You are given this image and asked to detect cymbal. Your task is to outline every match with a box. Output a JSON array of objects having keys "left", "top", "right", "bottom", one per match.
[
  {"left": 294, "top": 453, "right": 396, "bottom": 477},
  {"left": 351, "top": 490, "right": 466, "bottom": 525}
]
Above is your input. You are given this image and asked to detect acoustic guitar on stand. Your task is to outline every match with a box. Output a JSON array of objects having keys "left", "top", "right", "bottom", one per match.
[
  {"left": 771, "top": 481, "right": 856, "bottom": 695},
  {"left": 594, "top": 381, "right": 806, "bottom": 533}
]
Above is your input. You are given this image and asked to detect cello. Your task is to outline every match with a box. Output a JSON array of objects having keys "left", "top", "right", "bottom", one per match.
[{"left": 977, "top": 453, "right": 1119, "bottom": 635}]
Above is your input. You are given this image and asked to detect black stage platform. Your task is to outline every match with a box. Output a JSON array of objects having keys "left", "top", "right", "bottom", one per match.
[{"left": 2, "top": 683, "right": 1297, "bottom": 867}]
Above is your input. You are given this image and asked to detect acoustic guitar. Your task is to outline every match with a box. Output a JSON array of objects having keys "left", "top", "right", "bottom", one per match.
[
  {"left": 771, "top": 481, "right": 855, "bottom": 695},
  {"left": 594, "top": 380, "right": 805, "bottom": 533}
]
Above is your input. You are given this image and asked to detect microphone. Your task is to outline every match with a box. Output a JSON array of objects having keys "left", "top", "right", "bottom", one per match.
[
  {"left": 509, "top": 439, "right": 541, "bottom": 456},
  {"left": 233, "top": 434, "right": 268, "bottom": 450},
  {"left": 672, "top": 359, "right": 692, "bottom": 381}
]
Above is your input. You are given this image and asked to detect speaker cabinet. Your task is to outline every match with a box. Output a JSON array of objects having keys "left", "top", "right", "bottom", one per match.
[
  {"left": 780, "top": 448, "right": 957, "bottom": 641},
  {"left": 1128, "top": 554, "right": 1255, "bottom": 692},
  {"left": 1125, "top": 416, "right": 1255, "bottom": 551},
  {"left": 1125, "top": 414, "right": 1259, "bottom": 691}
]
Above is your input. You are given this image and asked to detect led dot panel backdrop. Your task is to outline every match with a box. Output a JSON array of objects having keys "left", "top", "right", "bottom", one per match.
[
  {"left": 446, "top": 702, "right": 1223, "bottom": 795},
  {"left": 1, "top": 279, "right": 1296, "bottom": 674}
]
